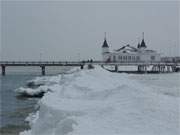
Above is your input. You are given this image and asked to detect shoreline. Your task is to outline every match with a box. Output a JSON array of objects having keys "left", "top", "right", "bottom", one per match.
[
  {"left": 19, "top": 67, "right": 180, "bottom": 135},
  {"left": 1, "top": 68, "right": 179, "bottom": 135}
]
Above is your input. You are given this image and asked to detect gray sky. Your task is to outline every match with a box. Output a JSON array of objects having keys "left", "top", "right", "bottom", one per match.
[{"left": 1, "top": 0, "right": 179, "bottom": 61}]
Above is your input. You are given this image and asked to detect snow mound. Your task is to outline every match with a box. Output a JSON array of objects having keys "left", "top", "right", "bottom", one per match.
[
  {"left": 16, "top": 67, "right": 81, "bottom": 97},
  {"left": 26, "top": 75, "right": 61, "bottom": 88},
  {"left": 26, "top": 67, "right": 80, "bottom": 88},
  {"left": 20, "top": 66, "right": 180, "bottom": 135}
]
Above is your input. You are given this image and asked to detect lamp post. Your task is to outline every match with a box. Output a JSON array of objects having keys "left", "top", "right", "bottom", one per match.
[
  {"left": 40, "top": 53, "right": 42, "bottom": 61},
  {"left": 77, "top": 53, "right": 80, "bottom": 62}
]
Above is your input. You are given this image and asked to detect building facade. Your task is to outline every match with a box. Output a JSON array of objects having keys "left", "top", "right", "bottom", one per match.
[
  {"left": 161, "top": 56, "right": 180, "bottom": 63},
  {"left": 102, "top": 33, "right": 161, "bottom": 63}
]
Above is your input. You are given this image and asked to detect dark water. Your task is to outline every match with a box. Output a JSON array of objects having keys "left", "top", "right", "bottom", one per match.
[
  {"left": 0, "top": 66, "right": 71, "bottom": 135},
  {"left": 0, "top": 74, "right": 39, "bottom": 135}
]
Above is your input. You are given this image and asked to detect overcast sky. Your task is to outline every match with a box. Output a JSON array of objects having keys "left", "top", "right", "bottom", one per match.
[{"left": 1, "top": 0, "right": 179, "bottom": 61}]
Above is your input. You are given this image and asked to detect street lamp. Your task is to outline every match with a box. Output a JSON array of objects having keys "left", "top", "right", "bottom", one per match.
[
  {"left": 77, "top": 53, "right": 80, "bottom": 62},
  {"left": 40, "top": 53, "right": 42, "bottom": 61}
]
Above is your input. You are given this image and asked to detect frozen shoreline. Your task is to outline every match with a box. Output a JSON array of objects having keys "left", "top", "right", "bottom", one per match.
[{"left": 17, "top": 66, "right": 179, "bottom": 135}]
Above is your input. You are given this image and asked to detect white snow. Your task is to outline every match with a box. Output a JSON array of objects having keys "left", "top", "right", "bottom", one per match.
[
  {"left": 15, "top": 86, "right": 52, "bottom": 96},
  {"left": 20, "top": 66, "right": 180, "bottom": 135},
  {"left": 16, "top": 67, "right": 81, "bottom": 96}
]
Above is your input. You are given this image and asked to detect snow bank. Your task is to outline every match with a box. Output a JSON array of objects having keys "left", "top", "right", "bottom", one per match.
[
  {"left": 26, "top": 75, "right": 62, "bottom": 88},
  {"left": 26, "top": 67, "right": 80, "bottom": 87},
  {"left": 16, "top": 67, "right": 81, "bottom": 97},
  {"left": 20, "top": 66, "right": 180, "bottom": 135}
]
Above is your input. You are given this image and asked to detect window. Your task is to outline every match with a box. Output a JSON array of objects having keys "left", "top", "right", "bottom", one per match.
[
  {"left": 136, "top": 56, "right": 140, "bottom": 61},
  {"left": 113, "top": 55, "right": 116, "bottom": 62},
  {"left": 151, "top": 56, "right": 155, "bottom": 60},
  {"left": 120, "top": 56, "right": 122, "bottom": 60},
  {"left": 132, "top": 56, "right": 135, "bottom": 61},
  {"left": 128, "top": 56, "right": 131, "bottom": 61}
]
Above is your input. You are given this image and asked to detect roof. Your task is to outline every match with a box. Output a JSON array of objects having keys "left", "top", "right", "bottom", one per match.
[
  {"left": 102, "top": 39, "right": 109, "bottom": 48},
  {"left": 137, "top": 43, "right": 141, "bottom": 48},
  {"left": 115, "top": 44, "right": 138, "bottom": 53},
  {"left": 140, "top": 39, "right": 147, "bottom": 48},
  {"left": 144, "top": 50, "right": 156, "bottom": 53}
]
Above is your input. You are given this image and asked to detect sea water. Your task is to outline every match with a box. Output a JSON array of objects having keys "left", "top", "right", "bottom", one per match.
[
  {"left": 0, "top": 74, "right": 38, "bottom": 134},
  {"left": 0, "top": 66, "right": 72, "bottom": 135}
]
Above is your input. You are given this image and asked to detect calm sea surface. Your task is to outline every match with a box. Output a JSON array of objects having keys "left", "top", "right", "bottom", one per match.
[{"left": 0, "top": 66, "right": 179, "bottom": 135}]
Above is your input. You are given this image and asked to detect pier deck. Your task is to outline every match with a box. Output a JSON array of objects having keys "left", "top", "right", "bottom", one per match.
[{"left": 0, "top": 61, "right": 179, "bottom": 75}]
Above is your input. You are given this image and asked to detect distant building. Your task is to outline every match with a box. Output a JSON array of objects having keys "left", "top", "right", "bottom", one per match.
[{"left": 102, "top": 33, "right": 161, "bottom": 63}]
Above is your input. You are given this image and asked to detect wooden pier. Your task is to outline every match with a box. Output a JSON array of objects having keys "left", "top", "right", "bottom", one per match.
[{"left": 0, "top": 61, "right": 180, "bottom": 76}]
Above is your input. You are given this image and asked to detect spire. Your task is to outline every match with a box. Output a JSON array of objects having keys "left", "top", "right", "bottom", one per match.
[
  {"left": 140, "top": 32, "right": 147, "bottom": 48},
  {"left": 104, "top": 32, "right": 106, "bottom": 40},
  {"left": 102, "top": 32, "right": 109, "bottom": 48},
  {"left": 137, "top": 37, "right": 141, "bottom": 48}
]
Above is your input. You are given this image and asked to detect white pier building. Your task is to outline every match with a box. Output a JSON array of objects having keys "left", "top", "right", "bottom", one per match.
[{"left": 102, "top": 33, "right": 161, "bottom": 63}]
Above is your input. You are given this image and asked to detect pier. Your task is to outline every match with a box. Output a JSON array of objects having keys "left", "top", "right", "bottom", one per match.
[{"left": 0, "top": 61, "right": 180, "bottom": 76}]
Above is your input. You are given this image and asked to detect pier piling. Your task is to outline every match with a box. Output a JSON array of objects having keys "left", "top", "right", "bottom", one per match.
[
  {"left": 41, "top": 66, "right": 45, "bottom": 75},
  {"left": 115, "top": 65, "right": 118, "bottom": 72},
  {"left": 1, "top": 65, "right": 5, "bottom": 76},
  {"left": 80, "top": 65, "right": 84, "bottom": 69}
]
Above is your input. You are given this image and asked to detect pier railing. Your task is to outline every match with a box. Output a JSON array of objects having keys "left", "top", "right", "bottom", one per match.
[
  {"left": 0, "top": 61, "right": 179, "bottom": 75},
  {"left": 0, "top": 61, "right": 179, "bottom": 66}
]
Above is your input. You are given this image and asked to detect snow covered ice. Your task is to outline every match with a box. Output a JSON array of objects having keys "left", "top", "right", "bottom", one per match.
[
  {"left": 15, "top": 67, "right": 80, "bottom": 97},
  {"left": 19, "top": 66, "right": 180, "bottom": 135}
]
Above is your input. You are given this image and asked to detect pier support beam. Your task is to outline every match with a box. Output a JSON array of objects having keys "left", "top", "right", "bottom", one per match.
[
  {"left": 171, "top": 66, "right": 176, "bottom": 72},
  {"left": 144, "top": 65, "right": 147, "bottom": 73},
  {"left": 160, "top": 65, "right": 165, "bottom": 73},
  {"left": 167, "top": 66, "right": 170, "bottom": 72},
  {"left": 137, "top": 65, "right": 141, "bottom": 72},
  {"left": 138, "top": 65, "right": 147, "bottom": 73},
  {"left": 1, "top": 65, "right": 6, "bottom": 76},
  {"left": 41, "top": 66, "right": 45, "bottom": 75},
  {"left": 138, "top": 65, "right": 143, "bottom": 72},
  {"left": 80, "top": 65, "right": 84, "bottom": 69},
  {"left": 115, "top": 65, "right": 118, "bottom": 72}
]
